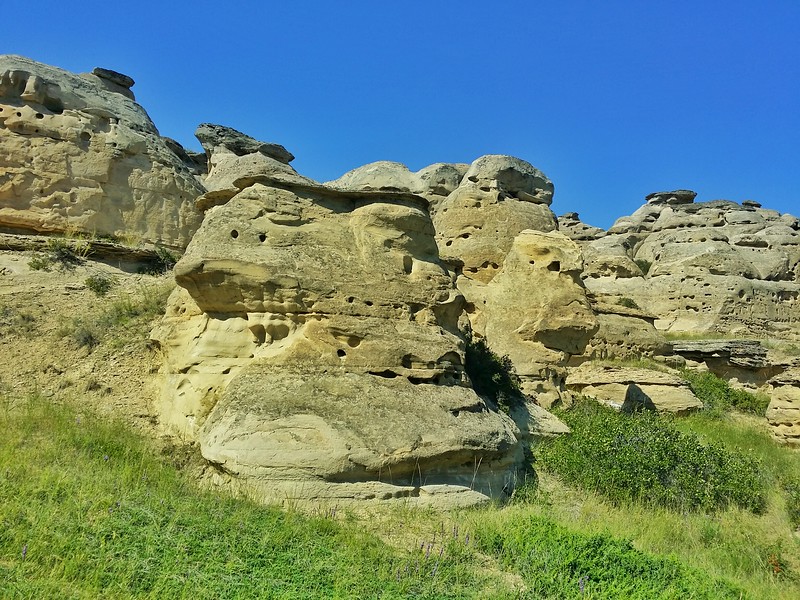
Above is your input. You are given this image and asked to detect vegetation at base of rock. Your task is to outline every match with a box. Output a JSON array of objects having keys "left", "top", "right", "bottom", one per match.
[
  {"left": 537, "top": 400, "right": 767, "bottom": 513},
  {"left": 84, "top": 273, "right": 116, "bottom": 297},
  {"left": 27, "top": 237, "right": 91, "bottom": 271},
  {"left": 634, "top": 258, "right": 652, "bottom": 275},
  {"left": 138, "top": 246, "right": 178, "bottom": 275},
  {"left": 682, "top": 369, "right": 770, "bottom": 416},
  {"left": 1, "top": 392, "right": 759, "bottom": 599},
  {"left": 464, "top": 336, "right": 523, "bottom": 413},
  {"left": 617, "top": 296, "right": 640, "bottom": 309},
  {"left": 472, "top": 514, "right": 744, "bottom": 599},
  {"left": 59, "top": 281, "right": 172, "bottom": 350}
]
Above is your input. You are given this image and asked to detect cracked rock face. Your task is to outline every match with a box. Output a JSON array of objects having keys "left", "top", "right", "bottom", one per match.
[
  {"left": 152, "top": 180, "right": 523, "bottom": 506},
  {"left": 0, "top": 55, "right": 203, "bottom": 247}
]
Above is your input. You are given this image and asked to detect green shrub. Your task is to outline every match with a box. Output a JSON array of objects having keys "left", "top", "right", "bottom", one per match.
[
  {"left": 27, "top": 254, "right": 52, "bottom": 271},
  {"left": 464, "top": 337, "right": 522, "bottom": 413},
  {"left": 682, "top": 370, "right": 770, "bottom": 416},
  {"left": 782, "top": 477, "right": 800, "bottom": 530},
  {"left": 538, "top": 400, "right": 767, "bottom": 513},
  {"left": 84, "top": 273, "right": 116, "bottom": 297},
  {"left": 473, "top": 514, "right": 744, "bottom": 599},
  {"left": 618, "top": 297, "right": 640, "bottom": 309},
  {"left": 634, "top": 258, "right": 652, "bottom": 275}
]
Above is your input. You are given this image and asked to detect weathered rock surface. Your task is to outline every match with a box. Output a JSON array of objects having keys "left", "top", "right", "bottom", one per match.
[
  {"left": 767, "top": 367, "right": 800, "bottom": 446},
  {"left": 558, "top": 212, "right": 606, "bottom": 242},
  {"left": 153, "top": 175, "right": 527, "bottom": 506},
  {"left": 566, "top": 364, "right": 703, "bottom": 414},
  {"left": 0, "top": 55, "right": 204, "bottom": 247},
  {"left": 577, "top": 191, "right": 800, "bottom": 338}
]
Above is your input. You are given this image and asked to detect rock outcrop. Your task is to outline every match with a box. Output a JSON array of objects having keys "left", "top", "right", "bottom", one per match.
[
  {"left": 566, "top": 363, "right": 703, "bottom": 414},
  {"left": 573, "top": 192, "right": 800, "bottom": 339},
  {"left": 767, "top": 367, "right": 800, "bottom": 446},
  {"left": 152, "top": 173, "right": 526, "bottom": 506},
  {"left": 0, "top": 55, "right": 204, "bottom": 247}
]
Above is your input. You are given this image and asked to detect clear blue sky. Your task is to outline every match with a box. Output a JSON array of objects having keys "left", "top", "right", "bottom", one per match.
[{"left": 5, "top": 1, "right": 799, "bottom": 228}]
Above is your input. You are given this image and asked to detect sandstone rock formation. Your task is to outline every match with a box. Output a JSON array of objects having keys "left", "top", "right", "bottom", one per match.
[
  {"left": 152, "top": 173, "right": 527, "bottom": 506},
  {"left": 566, "top": 363, "right": 703, "bottom": 414},
  {"left": 567, "top": 192, "right": 800, "bottom": 339},
  {"left": 767, "top": 367, "right": 800, "bottom": 447},
  {"left": 0, "top": 55, "right": 204, "bottom": 247}
]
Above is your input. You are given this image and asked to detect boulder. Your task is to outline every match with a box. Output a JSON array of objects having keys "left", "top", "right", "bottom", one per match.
[
  {"left": 566, "top": 363, "right": 703, "bottom": 414},
  {"left": 0, "top": 54, "right": 203, "bottom": 248},
  {"left": 152, "top": 177, "right": 526, "bottom": 507}
]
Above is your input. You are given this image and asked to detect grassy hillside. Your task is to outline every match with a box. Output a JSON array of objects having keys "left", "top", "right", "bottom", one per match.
[{"left": 4, "top": 390, "right": 798, "bottom": 598}]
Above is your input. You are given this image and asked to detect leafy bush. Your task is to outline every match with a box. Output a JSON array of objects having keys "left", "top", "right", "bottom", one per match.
[
  {"left": 617, "top": 297, "right": 640, "bottom": 309},
  {"left": 28, "top": 238, "right": 89, "bottom": 272},
  {"left": 538, "top": 400, "right": 767, "bottom": 513},
  {"left": 84, "top": 273, "right": 116, "bottom": 297},
  {"left": 473, "top": 514, "right": 744, "bottom": 599},
  {"left": 464, "top": 337, "right": 522, "bottom": 413},
  {"left": 682, "top": 370, "right": 770, "bottom": 416},
  {"left": 635, "top": 258, "right": 652, "bottom": 275}
]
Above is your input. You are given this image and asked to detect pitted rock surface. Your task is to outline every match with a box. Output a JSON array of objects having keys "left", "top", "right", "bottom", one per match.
[
  {"left": 0, "top": 55, "right": 204, "bottom": 247},
  {"left": 152, "top": 176, "right": 527, "bottom": 506}
]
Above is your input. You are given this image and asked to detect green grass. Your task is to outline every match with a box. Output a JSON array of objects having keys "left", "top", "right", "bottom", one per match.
[
  {"left": 0, "top": 394, "right": 501, "bottom": 599},
  {"left": 682, "top": 370, "right": 770, "bottom": 416},
  {"left": 2, "top": 391, "right": 774, "bottom": 599},
  {"left": 59, "top": 281, "right": 173, "bottom": 350},
  {"left": 538, "top": 400, "right": 767, "bottom": 513}
]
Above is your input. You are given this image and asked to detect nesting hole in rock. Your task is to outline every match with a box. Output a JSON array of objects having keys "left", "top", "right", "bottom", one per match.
[
  {"left": 337, "top": 349, "right": 346, "bottom": 358},
  {"left": 222, "top": 367, "right": 231, "bottom": 375},
  {"left": 230, "top": 229, "right": 239, "bottom": 239},
  {"left": 364, "top": 300, "right": 374, "bottom": 307},
  {"left": 347, "top": 336, "right": 362, "bottom": 348},
  {"left": 547, "top": 261, "right": 561, "bottom": 272},
  {"left": 79, "top": 132, "right": 91, "bottom": 142},
  {"left": 445, "top": 240, "right": 453, "bottom": 247},
  {"left": 258, "top": 233, "right": 267, "bottom": 242},
  {"left": 346, "top": 296, "right": 355, "bottom": 303},
  {"left": 15, "top": 111, "right": 21, "bottom": 117},
  {"left": 43, "top": 97, "right": 64, "bottom": 113},
  {"left": 529, "top": 260, "right": 536, "bottom": 265},
  {"left": 35, "top": 113, "right": 43, "bottom": 119}
]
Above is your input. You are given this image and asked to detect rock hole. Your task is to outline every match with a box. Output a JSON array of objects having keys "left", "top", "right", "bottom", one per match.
[
  {"left": 222, "top": 367, "right": 231, "bottom": 374},
  {"left": 402, "top": 255, "right": 413, "bottom": 274},
  {"left": 445, "top": 240, "right": 453, "bottom": 247},
  {"left": 547, "top": 261, "right": 561, "bottom": 272},
  {"left": 43, "top": 97, "right": 64, "bottom": 114},
  {"left": 451, "top": 410, "right": 460, "bottom": 417},
  {"left": 365, "top": 300, "right": 373, "bottom": 307},
  {"left": 401, "top": 355, "right": 413, "bottom": 368},
  {"left": 15, "top": 111, "right": 21, "bottom": 117},
  {"left": 337, "top": 349, "right": 346, "bottom": 358},
  {"left": 529, "top": 260, "right": 536, "bottom": 265},
  {"left": 258, "top": 233, "right": 267, "bottom": 242},
  {"left": 79, "top": 132, "right": 91, "bottom": 142},
  {"left": 35, "top": 113, "right": 43, "bottom": 119},
  {"left": 346, "top": 296, "right": 355, "bottom": 303},
  {"left": 230, "top": 229, "right": 239, "bottom": 239},
  {"left": 347, "top": 336, "right": 361, "bottom": 348}
]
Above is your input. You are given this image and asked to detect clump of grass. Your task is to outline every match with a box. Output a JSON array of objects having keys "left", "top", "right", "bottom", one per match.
[
  {"left": 0, "top": 305, "right": 36, "bottom": 337},
  {"left": 617, "top": 296, "right": 640, "bottom": 309},
  {"left": 139, "top": 246, "right": 178, "bottom": 275},
  {"left": 782, "top": 478, "right": 800, "bottom": 530},
  {"left": 537, "top": 400, "right": 767, "bottom": 513},
  {"left": 472, "top": 513, "right": 744, "bottom": 599},
  {"left": 60, "top": 283, "right": 172, "bottom": 351},
  {"left": 85, "top": 273, "right": 116, "bottom": 297},
  {"left": 682, "top": 370, "right": 770, "bottom": 416},
  {"left": 634, "top": 258, "right": 652, "bottom": 275},
  {"left": 27, "top": 238, "right": 90, "bottom": 271},
  {"left": 464, "top": 336, "right": 523, "bottom": 413}
]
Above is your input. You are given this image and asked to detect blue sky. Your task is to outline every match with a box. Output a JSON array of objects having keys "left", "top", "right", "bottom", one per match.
[{"left": 5, "top": 1, "right": 799, "bottom": 228}]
